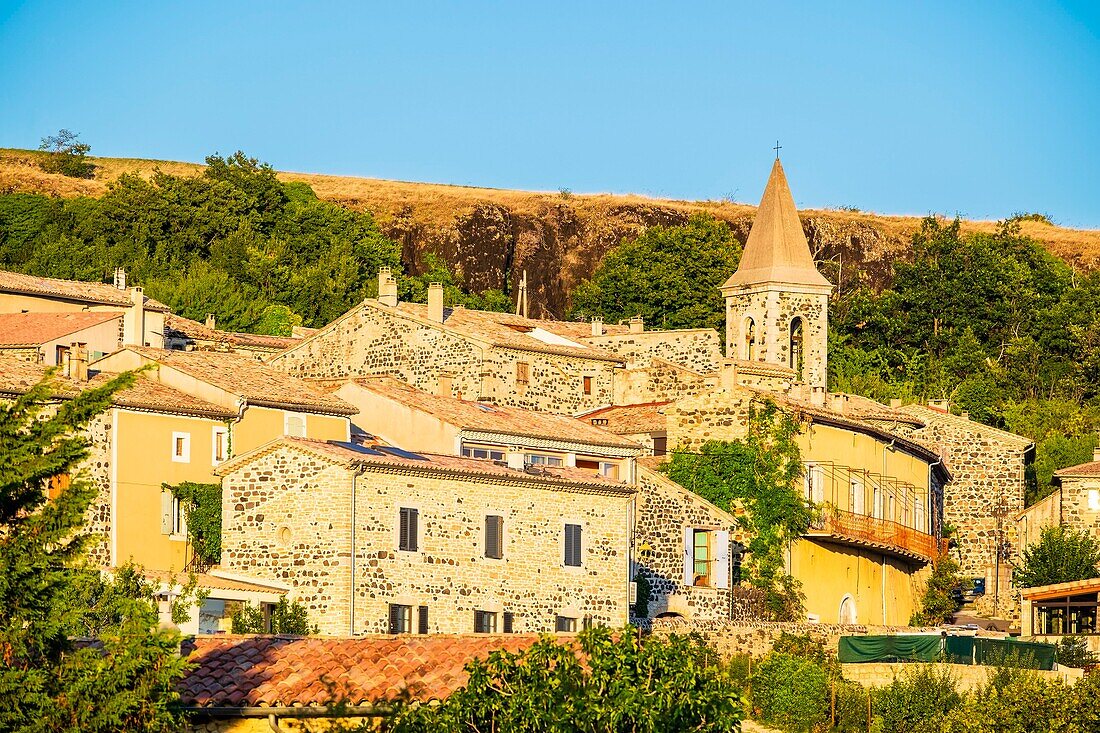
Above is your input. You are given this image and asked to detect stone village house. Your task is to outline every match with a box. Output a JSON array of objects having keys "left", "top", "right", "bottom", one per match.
[{"left": 216, "top": 437, "right": 635, "bottom": 635}]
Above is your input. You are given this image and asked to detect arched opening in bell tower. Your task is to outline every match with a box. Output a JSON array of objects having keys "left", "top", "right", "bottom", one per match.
[
  {"left": 790, "top": 317, "right": 805, "bottom": 381},
  {"left": 743, "top": 317, "right": 756, "bottom": 360}
]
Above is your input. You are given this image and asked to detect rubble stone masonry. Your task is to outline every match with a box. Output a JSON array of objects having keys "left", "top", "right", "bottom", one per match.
[
  {"left": 586, "top": 329, "right": 723, "bottom": 374},
  {"left": 220, "top": 445, "right": 633, "bottom": 635}
]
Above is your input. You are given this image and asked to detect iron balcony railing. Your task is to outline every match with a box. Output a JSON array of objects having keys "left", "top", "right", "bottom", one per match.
[{"left": 810, "top": 506, "right": 945, "bottom": 562}]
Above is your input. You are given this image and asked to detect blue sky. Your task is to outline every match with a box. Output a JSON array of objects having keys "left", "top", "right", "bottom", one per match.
[{"left": 2, "top": 1, "right": 1098, "bottom": 226}]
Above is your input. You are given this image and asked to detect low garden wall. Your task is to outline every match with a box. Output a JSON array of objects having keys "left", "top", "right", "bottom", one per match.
[{"left": 840, "top": 662, "right": 1082, "bottom": 690}]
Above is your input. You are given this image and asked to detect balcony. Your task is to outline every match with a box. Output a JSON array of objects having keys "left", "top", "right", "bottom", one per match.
[{"left": 807, "top": 507, "right": 945, "bottom": 563}]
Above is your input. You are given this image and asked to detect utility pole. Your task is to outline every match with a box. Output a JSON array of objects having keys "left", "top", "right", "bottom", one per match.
[{"left": 993, "top": 498, "right": 1007, "bottom": 614}]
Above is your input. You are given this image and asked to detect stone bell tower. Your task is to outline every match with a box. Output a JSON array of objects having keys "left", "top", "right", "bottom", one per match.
[{"left": 720, "top": 158, "right": 833, "bottom": 390}]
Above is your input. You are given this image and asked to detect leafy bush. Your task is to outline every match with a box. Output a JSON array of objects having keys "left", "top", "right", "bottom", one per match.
[
  {"left": 750, "top": 652, "right": 828, "bottom": 731},
  {"left": 1015, "top": 525, "right": 1100, "bottom": 588},
  {"left": 231, "top": 597, "right": 319, "bottom": 635},
  {"left": 910, "top": 555, "right": 964, "bottom": 625},
  {"left": 38, "top": 129, "right": 94, "bottom": 178},
  {"left": 873, "top": 665, "right": 962, "bottom": 732},
  {"left": 943, "top": 666, "right": 1080, "bottom": 732},
  {"left": 386, "top": 627, "right": 743, "bottom": 732},
  {"left": 1055, "top": 636, "right": 1097, "bottom": 669}
]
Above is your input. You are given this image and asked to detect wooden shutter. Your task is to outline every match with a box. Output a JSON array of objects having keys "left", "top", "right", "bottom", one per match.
[
  {"left": 161, "top": 491, "right": 174, "bottom": 535},
  {"left": 502, "top": 612, "right": 514, "bottom": 634},
  {"left": 388, "top": 604, "right": 401, "bottom": 634},
  {"left": 713, "top": 530, "right": 730, "bottom": 589},
  {"left": 485, "top": 515, "right": 503, "bottom": 559},
  {"left": 564, "top": 524, "right": 581, "bottom": 566},
  {"left": 400, "top": 508, "right": 419, "bottom": 551},
  {"left": 682, "top": 526, "right": 694, "bottom": 586},
  {"left": 417, "top": 606, "right": 429, "bottom": 634}
]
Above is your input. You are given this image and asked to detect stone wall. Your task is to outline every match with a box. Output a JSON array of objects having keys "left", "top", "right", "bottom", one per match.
[
  {"left": 83, "top": 411, "right": 114, "bottom": 566},
  {"left": 724, "top": 285, "right": 829, "bottom": 391},
  {"left": 1058, "top": 476, "right": 1100, "bottom": 540},
  {"left": 221, "top": 444, "right": 633, "bottom": 635},
  {"left": 614, "top": 359, "right": 716, "bottom": 406},
  {"left": 665, "top": 386, "right": 757, "bottom": 451},
  {"left": 899, "top": 409, "right": 1031, "bottom": 580},
  {"left": 0, "top": 346, "right": 40, "bottom": 362},
  {"left": 839, "top": 662, "right": 1081, "bottom": 690},
  {"left": 587, "top": 329, "right": 723, "bottom": 373},
  {"left": 632, "top": 466, "right": 747, "bottom": 622},
  {"left": 482, "top": 347, "right": 616, "bottom": 414}
]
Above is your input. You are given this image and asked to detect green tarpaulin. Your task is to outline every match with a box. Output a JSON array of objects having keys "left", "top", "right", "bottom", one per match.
[
  {"left": 838, "top": 635, "right": 941, "bottom": 663},
  {"left": 840, "top": 634, "right": 1057, "bottom": 671}
]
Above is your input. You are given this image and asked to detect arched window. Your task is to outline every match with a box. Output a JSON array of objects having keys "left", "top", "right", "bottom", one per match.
[
  {"left": 839, "top": 595, "right": 857, "bottom": 624},
  {"left": 789, "top": 317, "right": 805, "bottom": 379},
  {"left": 743, "top": 317, "right": 756, "bottom": 360}
]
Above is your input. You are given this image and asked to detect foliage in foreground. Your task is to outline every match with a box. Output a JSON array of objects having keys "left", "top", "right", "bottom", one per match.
[
  {"left": 663, "top": 401, "right": 810, "bottom": 620},
  {"left": 0, "top": 369, "right": 188, "bottom": 732},
  {"left": 383, "top": 627, "right": 744, "bottom": 733},
  {"left": 1014, "top": 525, "right": 1100, "bottom": 588},
  {"left": 909, "top": 555, "right": 965, "bottom": 626},
  {"left": 231, "top": 598, "right": 319, "bottom": 636}
]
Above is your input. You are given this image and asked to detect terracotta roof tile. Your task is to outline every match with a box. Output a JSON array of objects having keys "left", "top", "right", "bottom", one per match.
[
  {"left": 137, "top": 568, "right": 288, "bottom": 594},
  {"left": 580, "top": 402, "right": 670, "bottom": 435},
  {"left": 1055, "top": 460, "right": 1100, "bottom": 478},
  {"left": 122, "top": 347, "right": 356, "bottom": 416},
  {"left": 216, "top": 437, "right": 635, "bottom": 495},
  {"left": 0, "top": 356, "right": 237, "bottom": 419},
  {"left": 178, "top": 635, "right": 543, "bottom": 707},
  {"left": 0, "top": 311, "right": 121, "bottom": 347},
  {"left": 0, "top": 269, "right": 170, "bottom": 311},
  {"left": 164, "top": 314, "right": 303, "bottom": 351},
  {"left": 341, "top": 377, "right": 640, "bottom": 448}
]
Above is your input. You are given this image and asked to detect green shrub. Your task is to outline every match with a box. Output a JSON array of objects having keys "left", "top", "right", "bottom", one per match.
[
  {"left": 945, "top": 666, "right": 1079, "bottom": 732},
  {"left": 873, "top": 665, "right": 962, "bottom": 733},
  {"left": 751, "top": 652, "right": 828, "bottom": 732},
  {"left": 231, "top": 597, "right": 319, "bottom": 635}
]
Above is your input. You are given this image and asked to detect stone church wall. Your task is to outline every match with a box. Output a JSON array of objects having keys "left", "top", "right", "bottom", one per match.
[
  {"left": 724, "top": 286, "right": 829, "bottom": 391},
  {"left": 220, "top": 445, "right": 632, "bottom": 635}
]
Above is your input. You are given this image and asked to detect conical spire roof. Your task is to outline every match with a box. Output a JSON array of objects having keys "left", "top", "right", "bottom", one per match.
[{"left": 723, "top": 159, "right": 832, "bottom": 290}]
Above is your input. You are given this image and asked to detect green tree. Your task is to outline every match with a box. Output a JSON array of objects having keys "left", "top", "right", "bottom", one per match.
[
  {"left": 568, "top": 214, "right": 742, "bottom": 333},
  {"left": 386, "top": 627, "right": 743, "bottom": 733},
  {"left": 0, "top": 370, "right": 188, "bottom": 731},
  {"left": 1015, "top": 526, "right": 1100, "bottom": 588},
  {"left": 38, "top": 129, "right": 94, "bottom": 178},
  {"left": 910, "top": 555, "right": 964, "bottom": 625},
  {"left": 663, "top": 401, "right": 810, "bottom": 620}
]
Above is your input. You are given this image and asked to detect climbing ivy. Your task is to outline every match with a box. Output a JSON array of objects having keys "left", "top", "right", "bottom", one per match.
[
  {"left": 663, "top": 400, "right": 812, "bottom": 620},
  {"left": 165, "top": 481, "right": 222, "bottom": 568}
]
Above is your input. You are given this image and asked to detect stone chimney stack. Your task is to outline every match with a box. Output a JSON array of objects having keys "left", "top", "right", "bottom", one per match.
[
  {"left": 1092, "top": 442, "right": 1100, "bottom": 463},
  {"left": 810, "top": 386, "right": 827, "bottom": 407},
  {"left": 205, "top": 313, "right": 216, "bottom": 330},
  {"left": 629, "top": 316, "right": 644, "bottom": 334},
  {"left": 427, "top": 283, "right": 445, "bottom": 323},
  {"left": 125, "top": 287, "right": 145, "bottom": 346},
  {"left": 113, "top": 267, "right": 127, "bottom": 290},
  {"left": 70, "top": 342, "right": 89, "bottom": 382},
  {"left": 591, "top": 317, "right": 603, "bottom": 337},
  {"left": 378, "top": 267, "right": 398, "bottom": 308}
]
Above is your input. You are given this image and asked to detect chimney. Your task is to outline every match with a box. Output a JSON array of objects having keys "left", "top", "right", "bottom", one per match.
[
  {"left": 1093, "top": 444, "right": 1100, "bottom": 463},
  {"left": 810, "top": 386, "right": 827, "bottom": 407},
  {"left": 113, "top": 267, "right": 126, "bottom": 290},
  {"left": 828, "top": 393, "right": 846, "bottom": 414},
  {"left": 591, "top": 317, "right": 603, "bottom": 337},
  {"left": 960, "top": 411, "right": 970, "bottom": 421},
  {"left": 205, "top": 313, "right": 216, "bottom": 330},
  {"left": 427, "top": 282, "right": 445, "bottom": 323},
  {"left": 70, "top": 342, "right": 89, "bottom": 382},
  {"left": 629, "top": 316, "right": 644, "bottom": 334},
  {"left": 889, "top": 398, "right": 902, "bottom": 408},
  {"left": 378, "top": 268, "right": 398, "bottom": 307},
  {"left": 506, "top": 448, "right": 526, "bottom": 471},
  {"left": 927, "top": 398, "right": 951, "bottom": 411},
  {"left": 125, "top": 287, "right": 145, "bottom": 346}
]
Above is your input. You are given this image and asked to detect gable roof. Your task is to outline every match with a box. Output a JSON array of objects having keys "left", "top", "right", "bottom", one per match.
[
  {"left": 899, "top": 404, "right": 1035, "bottom": 449},
  {"left": 0, "top": 356, "right": 236, "bottom": 420},
  {"left": 0, "top": 269, "right": 170, "bottom": 311},
  {"left": 164, "top": 314, "right": 303, "bottom": 351},
  {"left": 216, "top": 437, "right": 635, "bottom": 495},
  {"left": 0, "top": 311, "right": 121, "bottom": 347},
  {"left": 722, "top": 159, "right": 832, "bottom": 290},
  {"left": 1054, "top": 460, "right": 1100, "bottom": 478},
  {"left": 580, "top": 402, "right": 670, "bottom": 435},
  {"left": 178, "top": 634, "right": 543, "bottom": 708},
  {"left": 342, "top": 376, "right": 639, "bottom": 448},
  {"left": 116, "top": 347, "right": 356, "bottom": 416}
]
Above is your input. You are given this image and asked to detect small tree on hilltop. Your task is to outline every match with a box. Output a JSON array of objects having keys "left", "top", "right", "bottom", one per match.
[
  {"left": 0, "top": 370, "right": 188, "bottom": 732},
  {"left": 1015, "top": 525, "right": 1100, "bottom": 588},
  {"left": 38, "top": 128, "right": 95, "bottom": 178}
]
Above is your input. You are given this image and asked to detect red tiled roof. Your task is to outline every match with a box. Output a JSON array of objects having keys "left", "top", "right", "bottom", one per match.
[
  {"left": 580, "top": 402, "right": 669, "bottom": 435},
  {"left": 0, "top": 311, "right": 121, "bottom": 347},
  {"left": 138, "top": 569, "right": 288, "bottom": 595},
  {"left": 178, "top": 635, "right": 542, "bottom": 708},
  {"left": 1055, "top": 461, "right": 1100, "bottom": 478},
  {"left": 164, "top": 314, "right": 303, "bottom": 351},
  {"left": 0, "top": 269, "right": 170, "bottom": 311},
  {"left": 216, "top": 437, "right": 635, "bottom": 494},
  {"left": 0, "top": 356, "right": 237, "bottom": 419},
  {"left": 122, "top": 347, "right": 357, "bottom": 416},
  {"left": 341, "top": 376, "right": 639, "bottom": 448}
]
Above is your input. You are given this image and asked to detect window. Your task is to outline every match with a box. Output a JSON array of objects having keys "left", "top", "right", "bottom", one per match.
[
  {"left": 804, "top": 464, "right": 824, "bottom": 503},
  {"left": 462, "top": 447, "right": 505, "bottom": 461},
  {"left": 583, "top": 376, "right": 593, "bottom": 395},
  {"left": 516, "top": 361, "right": 530, "bottom": 384},
  {"left": 485, "top": 515, "right": 504, "bottom": 559},
  {"left": 872, "top": 486, "right": 883, "bottom": 519},
  {"left": 790, "top": 317, "right": 805, "bottom": 379},
  {"left": 850, "top": 478, "right": 865, "bottom": 515},
  {"left": 161, "top": 494, "right": 187, "bottom": 537},
  {"left": 417, "top": 606, "right": 429, "bottom": 634},
  {"left": 212, "top": 427, "right": 229, "bottom": 465},
  {"left": 55, "top": 345, "right": 70, "bottom": 370},
  {"left": 398, "top": 507, "right": 419, "bottom": 552},
  {"left": 171, "top": 432, "right": 191, "bottom": 463},
  {"left": 743, "top": 317, "right": 756, "bottom": 360},
  {"left": 652, "top": 436, "right": 668, "bottom": 456},
  {"left": 503, "top": 612, "right": 514, "bottom": 634},
  {"left": 527, "top": 454, "right": 564, "bottom": 467},
  {"left": 388, "top": 604, "right": 412, "bottom": 634},
  {"left": 284, "top": 413, "right": 306, "bottom": 438},
  {"left": 1089, "top": 490, "right": 1100, "bottom": 512},
  {"left": 438, "top": 374, "right": 453, "bottom": 396},
  {"left": 682, "top": 527, "right": 730, "bottom": 589},
  {"left": 564, "top": 523, "right": 582, "bottom": 567},
  {"left": 914, "top": 496, "right": 926, "bottom": 532},
  {"left": 555, "top": 616, "right": 577, "bottom": 632},
  {"left": 599, "top": 462, "right": 619, "bottom": 481},
  {"left": 474, "top": 610, "right": 498, "bottom": 633}
]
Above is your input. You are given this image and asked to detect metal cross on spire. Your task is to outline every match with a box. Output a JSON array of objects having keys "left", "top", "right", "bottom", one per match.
[{"left": 774, "top": 140, "right": 782, "bottom": 159}]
